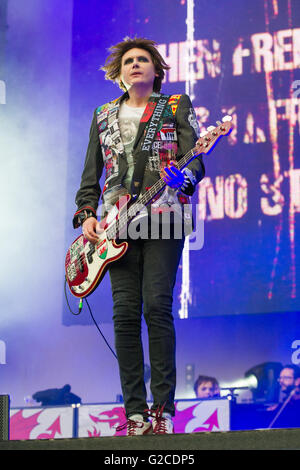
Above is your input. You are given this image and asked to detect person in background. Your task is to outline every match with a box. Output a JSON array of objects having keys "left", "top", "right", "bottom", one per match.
[
  {"left": 267, "top": 364, "right": 300, "bottom": 411},
  {"left": 194, "top": 375, "right": 220, "bottom": 399},
  {"left": 292, "top": 376, "right": 300, "bottom": 401},
  {"left": 277, "top": 365, "right": 300, "bottom": 403},
  {"left": 266, "top": 369, "right": 300, "bottom": 428}
]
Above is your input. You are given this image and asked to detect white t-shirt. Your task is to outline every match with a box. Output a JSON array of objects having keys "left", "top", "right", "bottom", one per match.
[{"left": 118, "top": 102, "right": 145, "bottom": 191}]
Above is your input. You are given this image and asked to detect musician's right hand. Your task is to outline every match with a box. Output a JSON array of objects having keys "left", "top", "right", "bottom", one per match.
[{"left": 82, "top": 217, "right": 104, "bottom": 244}]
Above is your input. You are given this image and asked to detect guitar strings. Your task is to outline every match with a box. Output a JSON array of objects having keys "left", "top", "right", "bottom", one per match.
[{"left": 106, "top": 148, "right": 197, "bottom": 239}]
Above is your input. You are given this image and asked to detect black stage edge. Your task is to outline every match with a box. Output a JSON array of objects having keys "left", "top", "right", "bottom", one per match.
[
  {"left": 0, "top": 395, "right": 10, "bottom": 441},
  {"left": 1, "top": 428, "right": 300, "bottom": 450}
]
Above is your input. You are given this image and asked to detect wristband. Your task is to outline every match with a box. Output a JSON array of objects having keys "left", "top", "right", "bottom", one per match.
[
  {"left": 179, "top": 168, "right": 196, "bottom": 194},
  {"left": 77, "top": 210, "right": 97, "bottom": 226}
]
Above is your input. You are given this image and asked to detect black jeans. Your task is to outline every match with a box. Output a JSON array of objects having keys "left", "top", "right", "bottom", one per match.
[{"left": 108, "top": 236, "right": 184, "bottom": 418}]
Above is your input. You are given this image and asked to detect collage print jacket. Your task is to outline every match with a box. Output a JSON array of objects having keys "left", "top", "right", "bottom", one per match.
[{"left": 73, "top": 91, "right": 205, "bottom": 232}]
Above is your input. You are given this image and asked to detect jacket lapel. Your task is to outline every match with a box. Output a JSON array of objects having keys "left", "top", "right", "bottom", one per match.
[
  {"left": 132, "top": 92, "right": 163, "bottom": 152},
  {"left": 106, "top": 95, "right": 125, "bottom": 156}
]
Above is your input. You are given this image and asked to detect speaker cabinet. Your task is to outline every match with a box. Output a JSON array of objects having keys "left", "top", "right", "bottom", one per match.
[{"left": 0, "top": 395, "right": 10, "bottom": 440}]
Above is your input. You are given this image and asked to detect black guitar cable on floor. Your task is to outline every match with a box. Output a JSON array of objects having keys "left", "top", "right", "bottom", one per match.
[{"left": 64, "top": 277, "right": 117, "bottom": 360}]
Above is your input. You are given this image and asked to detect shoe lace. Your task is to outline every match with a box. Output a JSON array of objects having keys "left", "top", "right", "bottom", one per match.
[
  {"left": 116, "top": 414, "right": 145, "bottom": 436},
  {"left": 145, "top": 403, "right": 168, "bottom": 434}
]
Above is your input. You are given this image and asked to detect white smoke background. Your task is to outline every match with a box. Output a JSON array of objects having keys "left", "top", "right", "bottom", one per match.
[
  {"left": 0, "top": 1, "right": 121, "bottom": 408},
  {"left": 0, "top": 0, "right": 73, "bottom": 329}
]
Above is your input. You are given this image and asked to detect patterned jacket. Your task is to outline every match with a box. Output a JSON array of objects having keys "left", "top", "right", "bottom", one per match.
[{"left": 73, "top": 91, "right": 205, "bottom": 229}]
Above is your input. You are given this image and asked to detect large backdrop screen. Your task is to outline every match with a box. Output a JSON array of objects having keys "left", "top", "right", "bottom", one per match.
[{"left": 65, "top": 0, "right": 300, "bottom": 324}]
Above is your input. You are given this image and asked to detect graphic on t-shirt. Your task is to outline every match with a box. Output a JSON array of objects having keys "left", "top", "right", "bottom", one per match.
[
  {"left": 119, "top": 116, "right": 139, "bottom": 148},
  {"left": 119, "top": 104, "right": 145, "bottom": 190}
]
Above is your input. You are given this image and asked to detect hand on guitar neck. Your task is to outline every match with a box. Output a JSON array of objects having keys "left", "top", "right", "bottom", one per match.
[
  {"left": 82, "top": 217, "right": 104, "bottom": 244},
  {"left": 160, "top": 160, "right": 184, "bottom": 190}
]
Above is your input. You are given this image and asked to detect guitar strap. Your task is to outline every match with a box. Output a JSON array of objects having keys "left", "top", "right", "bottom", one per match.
[{"left": 130, "top": 94, "right": 171, "bottom": 200}]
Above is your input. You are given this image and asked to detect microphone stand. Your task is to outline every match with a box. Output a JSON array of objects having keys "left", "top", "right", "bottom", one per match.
[{"left": 268, "top": 388, "right": 296, "bottom": 429}]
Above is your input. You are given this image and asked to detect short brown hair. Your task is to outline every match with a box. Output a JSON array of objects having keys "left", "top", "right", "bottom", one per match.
[
  {"left": 101, "top": 37, "right": 170, "bottom": 92},
  {"left": 194, "top": 375, "right": 219, "bottom": 396}
]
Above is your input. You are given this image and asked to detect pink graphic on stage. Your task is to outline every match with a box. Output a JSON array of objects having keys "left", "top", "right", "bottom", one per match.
[
  {"left": 78, "top": 399, "right": 229, "bottom": 437},
  {"left": 87, "top": 406, "right": 127, "bottom": 437},
  {"left": 9, "top": 399, "right": 229, "bottom": 440},
  {"left": 10, "top": 407, "right": 74, "bottom": 440},
  {"left": 173, "top": 404, "right": 221, "bottom": 433}
]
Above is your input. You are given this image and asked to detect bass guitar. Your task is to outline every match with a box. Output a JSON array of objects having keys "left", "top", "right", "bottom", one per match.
[{"left": 65, "top": 116, "right": 232, "bottom": 298}]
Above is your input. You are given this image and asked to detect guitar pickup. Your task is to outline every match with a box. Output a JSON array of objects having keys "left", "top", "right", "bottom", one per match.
[
  {"left": 78, "top": 253, "right": 86, "bottom": 272},
  {"left": 87, "top": 243, "right": 95, "bottom": 264}
]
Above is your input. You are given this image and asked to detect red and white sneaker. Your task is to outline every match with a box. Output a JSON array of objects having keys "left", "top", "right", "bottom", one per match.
[
  {"left": 117, "top": 414, "right": 153, "bottom": 436},
  {"left": 151, "top": 407, "right": 174, "bottom": 434}
]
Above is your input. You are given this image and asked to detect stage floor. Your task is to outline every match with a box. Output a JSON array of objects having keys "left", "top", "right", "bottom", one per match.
[{"left": 1, "top": 427, "right": 300, "bottom": 450}]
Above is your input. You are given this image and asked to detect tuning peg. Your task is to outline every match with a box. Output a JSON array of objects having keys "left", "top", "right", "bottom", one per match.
[
  {"left": 216, "top": 120, "right": 222, "bottom": 126},
  {"left": 222, "top": 115, "right": 232, "bottom": 122},
  {"left": 207, "top": 126, "right": 216, "bottom": 131},
  {"left": 200, "top": 130, "right": 208, "bottom": 137}
]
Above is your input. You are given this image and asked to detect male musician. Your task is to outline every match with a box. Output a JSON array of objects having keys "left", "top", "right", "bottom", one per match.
[{"left": 73, "top": 37, "right": 205, "bottom": 435}]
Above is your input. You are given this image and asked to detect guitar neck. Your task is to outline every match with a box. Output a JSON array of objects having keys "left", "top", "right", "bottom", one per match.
[{"left": 105, "top": 117, "right": 232, "bottom": 240}]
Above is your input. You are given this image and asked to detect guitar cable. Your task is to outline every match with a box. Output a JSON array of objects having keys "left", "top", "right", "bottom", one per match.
[{"left": 64, "top": 277, "right": 117, "bottom": 360}]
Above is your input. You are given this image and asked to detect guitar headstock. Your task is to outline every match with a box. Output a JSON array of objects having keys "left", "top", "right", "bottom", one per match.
[{"left": 194, "top": 115, "right": 233, "bottom": 155}]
